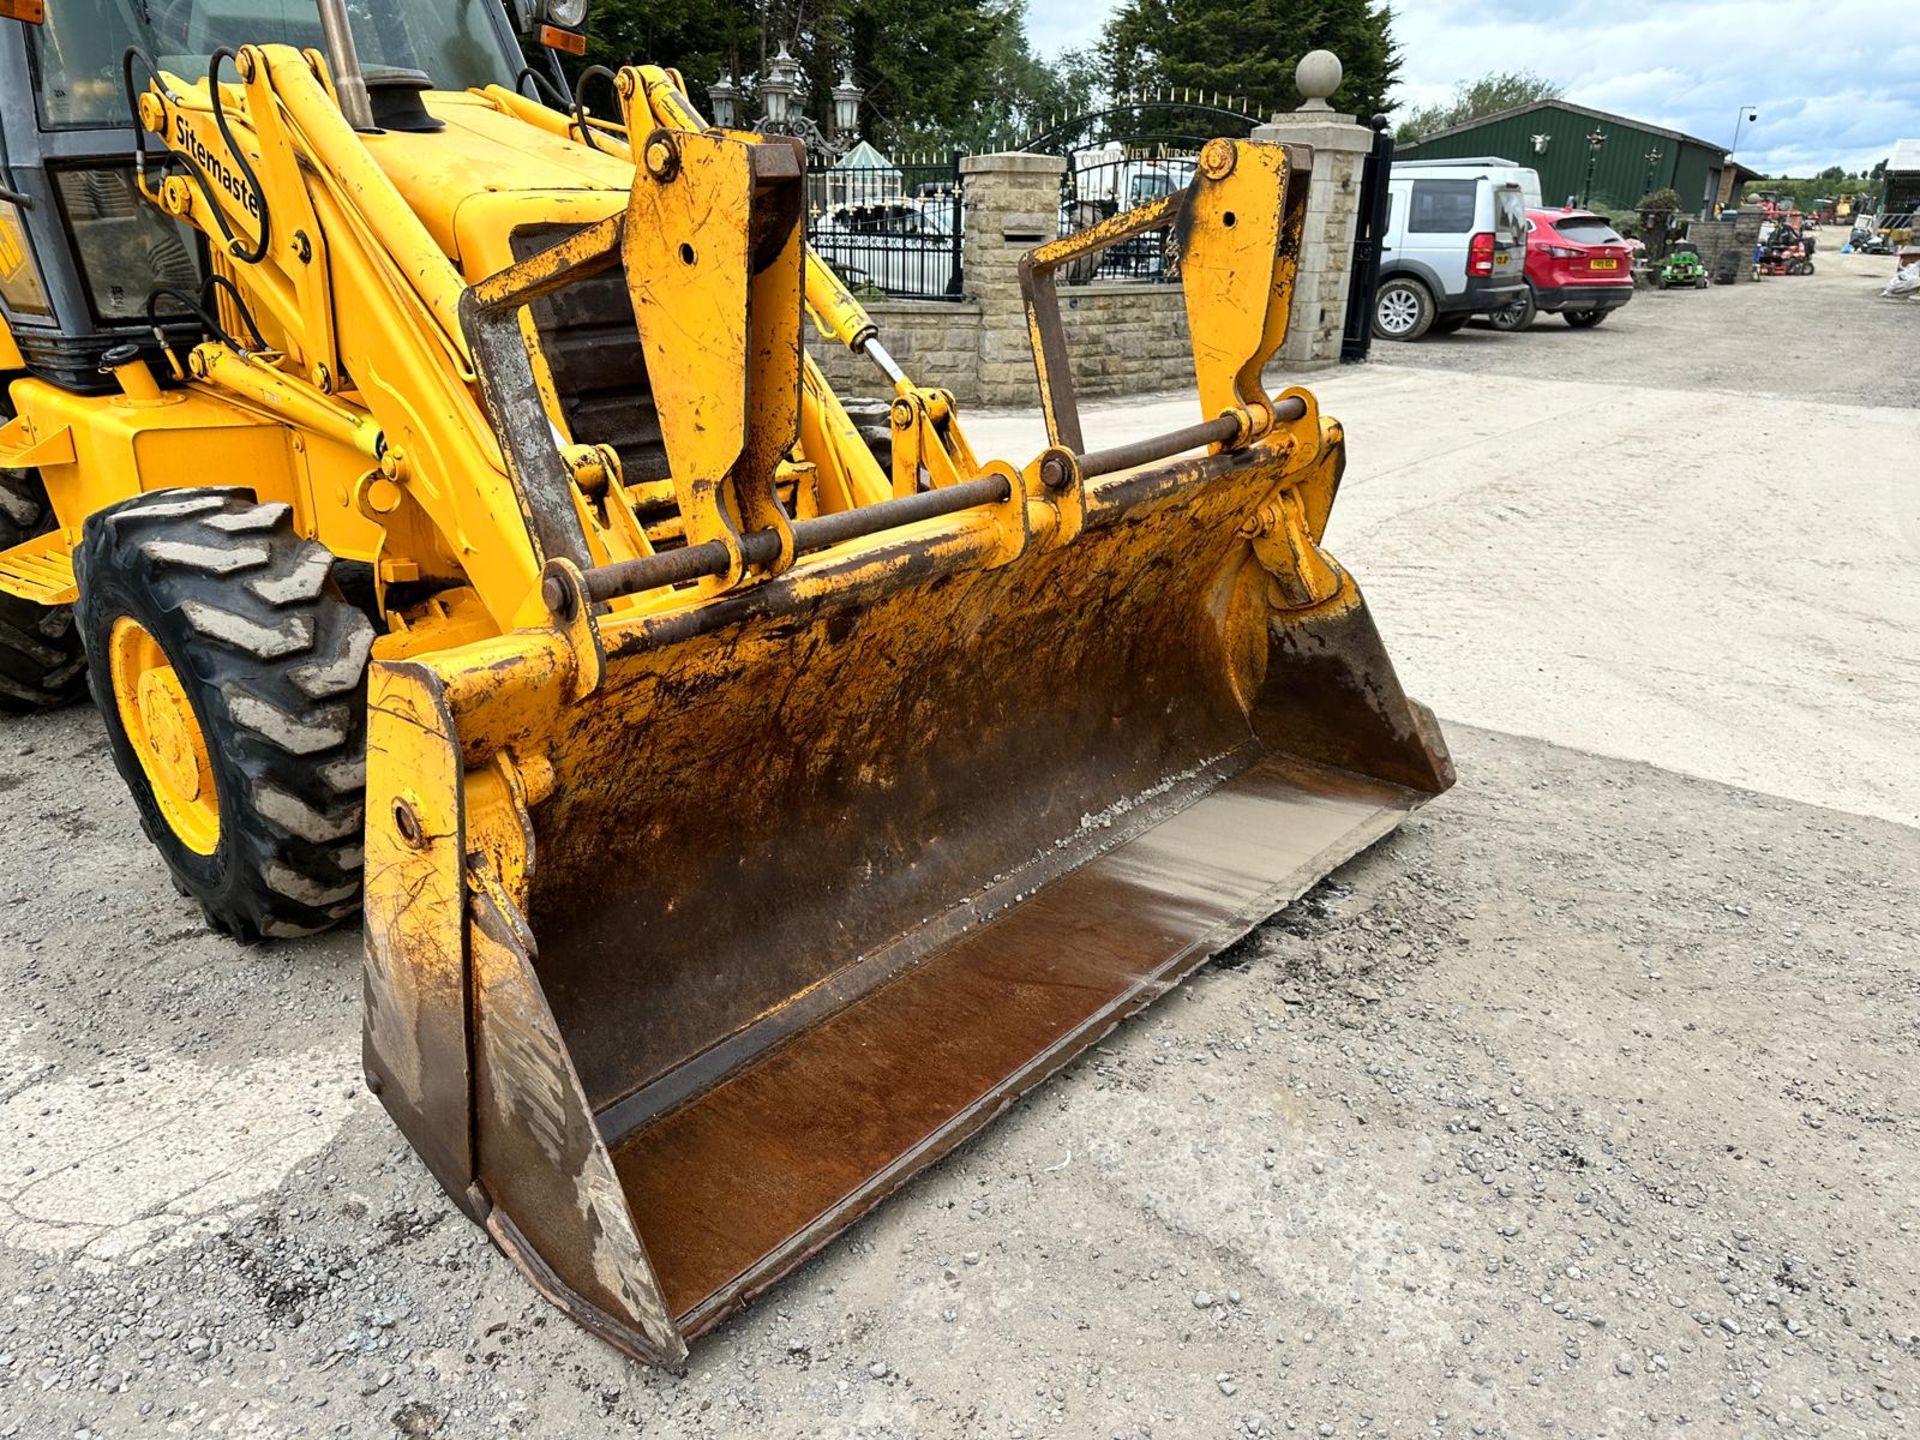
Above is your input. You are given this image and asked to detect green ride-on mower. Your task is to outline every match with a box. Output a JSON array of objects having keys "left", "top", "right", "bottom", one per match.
[{"left": 1657, "top": 244, "right": 1710, "bottom": 289}]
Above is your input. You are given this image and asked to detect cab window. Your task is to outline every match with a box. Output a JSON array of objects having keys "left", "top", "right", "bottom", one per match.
[
  {"left": 52, "top": 168, "right": 204, "bottom": 322},
  {"left": 0, "top": 203, "right": 55, "bottom": 320},
  {"left": 30, "top": 0, "right": 518, "bottom": 130}
]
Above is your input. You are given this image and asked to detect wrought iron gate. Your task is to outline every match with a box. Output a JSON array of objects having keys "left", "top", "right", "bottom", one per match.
[
  {"left": 1004, "top": 97, "right": 1265, "bottom": 285},
  {"left": 805, "top": 152, "right": 965, "bottom": 301},
  {"left": 1341, "top": 117, "right": 1395, "bottom": 362}
]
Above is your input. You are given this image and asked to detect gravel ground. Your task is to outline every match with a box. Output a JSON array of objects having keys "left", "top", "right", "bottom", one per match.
[
  {"left": 1371, "top": 249, "right": 1918, "bottom": 410},
  {"left": 2, "top": 240, "right": 1915, "bottom": 1439},
  {"left": 4, "top": 726, "right": 1916, "bottom": 1439}
]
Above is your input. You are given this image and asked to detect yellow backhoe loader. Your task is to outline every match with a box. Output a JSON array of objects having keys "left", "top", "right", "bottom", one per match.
[{"left": 0, "top": 0, "right": 1451, "bottom": 1366}]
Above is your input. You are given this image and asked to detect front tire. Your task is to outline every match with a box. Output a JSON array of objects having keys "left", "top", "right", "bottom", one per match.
[
  {"left": 74, "top": 489, "right": 374, "bottom": 941},
  {"left": 0, "top": 469, "right": 89, "bottom": 715},
  {"left": 1564, "top": 310, "right": 1609, "bottom": 329},
  {"left": 1372, "top": 277, "right": 1435, "bottom": 341}
]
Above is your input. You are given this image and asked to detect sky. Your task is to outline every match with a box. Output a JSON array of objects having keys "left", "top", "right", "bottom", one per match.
[{"left": 1025, "top": 0, "right": 1918, "bottom": 176}]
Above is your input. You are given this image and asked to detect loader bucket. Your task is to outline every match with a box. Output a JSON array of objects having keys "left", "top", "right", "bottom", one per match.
[{"left": 361, "top": 419, "right": 1453, "bottom": 1368}]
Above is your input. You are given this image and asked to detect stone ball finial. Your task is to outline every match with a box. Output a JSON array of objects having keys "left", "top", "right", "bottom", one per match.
[{"left": 1295, "top": 50, "right": 1342, "bottom": 112}]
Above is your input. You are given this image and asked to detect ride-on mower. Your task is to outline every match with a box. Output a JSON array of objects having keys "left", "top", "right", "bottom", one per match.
[{"left": 1657, "top": 243, "right": 1710, "bottom": 289}]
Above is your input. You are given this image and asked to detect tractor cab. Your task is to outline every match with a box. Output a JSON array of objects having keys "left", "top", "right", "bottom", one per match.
[{"left": 0, "top": 0, "right": 545, "bottom": 391}]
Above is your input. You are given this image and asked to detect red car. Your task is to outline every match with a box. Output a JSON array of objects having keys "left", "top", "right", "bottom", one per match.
[{"left": 1490, "top": 208, "right": 1635, "bottom": 330}]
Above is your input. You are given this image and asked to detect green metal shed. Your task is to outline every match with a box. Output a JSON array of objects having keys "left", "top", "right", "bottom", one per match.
[{"left": 1396, "top": 100, "right": 1731, "bottom": 216}]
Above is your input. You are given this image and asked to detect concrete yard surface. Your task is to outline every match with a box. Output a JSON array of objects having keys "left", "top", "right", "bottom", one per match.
[{"left": 1, "top": 250, "right": 1916, "bottom": 1437}]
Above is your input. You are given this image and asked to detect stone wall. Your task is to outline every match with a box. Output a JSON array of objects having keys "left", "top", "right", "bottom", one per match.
[
  {"left": 1687, "top": 209, "right": 1766, "bottom": 284},
  {"left": 805, "top": 287, "right": 1191, "bottom": 408},
  {"left": 805, "top": 300, "right": 985, "bottom": 401},
  {"left": 1052, "top": 285, "right": 1192, "bottom": 398},
  {"left": 806, "top": 134, "right": 1364, "bottom": 407}
]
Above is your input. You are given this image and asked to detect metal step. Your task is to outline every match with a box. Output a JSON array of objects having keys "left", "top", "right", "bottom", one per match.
[{"left": 0, "top": 528, "right": 77, "bottom": 605}]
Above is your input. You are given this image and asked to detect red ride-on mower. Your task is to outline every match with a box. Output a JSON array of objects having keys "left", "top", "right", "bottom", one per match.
[{"left": 1758, "top": 223, "right": 1817, "bottom": 276}]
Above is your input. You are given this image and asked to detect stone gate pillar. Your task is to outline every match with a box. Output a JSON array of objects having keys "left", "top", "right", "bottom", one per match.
[
  {"left": 958, "top": 151, "right": 1066, "bottom": 405},
  {"left": 1253, "top": 52, "right": 1375, "bottom": 367}
]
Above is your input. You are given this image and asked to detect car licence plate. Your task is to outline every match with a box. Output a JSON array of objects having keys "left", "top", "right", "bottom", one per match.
[{"left": 1590, "top": 258, "right": 1619, "bottom": 270}]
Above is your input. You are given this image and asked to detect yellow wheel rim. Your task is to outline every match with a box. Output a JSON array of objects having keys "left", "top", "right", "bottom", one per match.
[{"left": 108, "top": 617, "right": 220, "bottom": 855}]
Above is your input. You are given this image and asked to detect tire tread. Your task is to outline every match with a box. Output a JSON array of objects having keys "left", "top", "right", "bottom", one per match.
[{"left": 74, "top": 488, "right": 372, "bottom": 941}]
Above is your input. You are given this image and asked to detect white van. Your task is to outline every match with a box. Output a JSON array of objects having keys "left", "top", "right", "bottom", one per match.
[{"left": 1374, "top": 160, "right": 1533, "bottom": 340}]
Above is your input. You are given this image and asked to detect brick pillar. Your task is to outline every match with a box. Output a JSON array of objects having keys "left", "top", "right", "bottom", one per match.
[
  {"left": 1251, "top": 113, "right": 1374, "bottom": 367},
  {"left": 958, "top": 151, "right": 1066, "bottom": 405}
]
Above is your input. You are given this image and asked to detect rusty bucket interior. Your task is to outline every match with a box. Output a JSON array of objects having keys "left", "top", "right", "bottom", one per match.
[{"left": 357, "top": 433, "right": 1455, "bottom": 1366}]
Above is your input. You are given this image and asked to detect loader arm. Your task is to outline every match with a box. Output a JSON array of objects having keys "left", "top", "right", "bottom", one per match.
[
  {"left": 107, "top": 45, "right": 559, "bottom": 629},
  {"left": 485, "top": 70, "right": 972, "bottom": 506}
]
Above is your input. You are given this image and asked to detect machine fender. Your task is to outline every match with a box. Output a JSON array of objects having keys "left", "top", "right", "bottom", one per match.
[{"left": 0, "top": 413, "right": 75, "bottom": 469}]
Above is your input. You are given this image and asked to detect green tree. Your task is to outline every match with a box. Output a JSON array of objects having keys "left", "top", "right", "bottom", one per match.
[
  {"left": 1741, "top": 170, "right": 1880, "bottom": 211},
  {"left": 888, "top": 29, "right": 1101, "bottom": 151},
  {"left": 572, "top": 0, "right": 1022, "bottom": 149},
  {"left": 1395, "top": 69, "right": 1562, "bottom": 143},
  {"left": 1098, "top": 0, "right": 1400, "bottom": 123}
]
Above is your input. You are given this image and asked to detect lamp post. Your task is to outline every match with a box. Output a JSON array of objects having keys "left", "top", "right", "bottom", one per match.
[
  {"left": 1729, "top": 105, "right": 1758, "bottom": 157},
  {"left": 760, "top": 44, "right": 799, "bottom": 129},
  {"left": 1643, "top": 146, "right": 1663, "bottom": 197},
  {"left": 1582, "top": 128, "right": 1607, "bottom": 206},
  {"left": 830, "top": 68, "right": 863, "bottom": 146},
  {"left": 731, "top": 45, "right": 864, "bottom": 161}
]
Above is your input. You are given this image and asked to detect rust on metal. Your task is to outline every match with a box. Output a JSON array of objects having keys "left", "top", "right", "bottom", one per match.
[
  {"left": 1071, "top": 403, "right": 1302, "bottom": 480},
  {"left": 1019, "top": 191, "right": 1190, "bottom": 451}
]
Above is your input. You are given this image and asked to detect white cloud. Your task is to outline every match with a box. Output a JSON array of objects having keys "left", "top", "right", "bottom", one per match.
[
  {"left": 1391, "top": 0, "right": 1916, "bottom": 173},
  {"left": 1024, "top": 0, "right": 1919, "bottom": 174}
]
